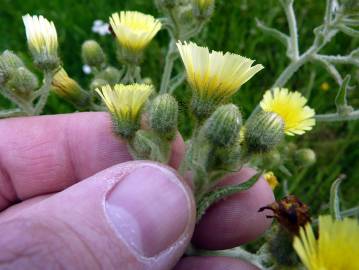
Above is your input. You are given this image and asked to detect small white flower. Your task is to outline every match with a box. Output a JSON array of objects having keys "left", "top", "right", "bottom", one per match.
[{"left": 91, "top": 20, "right": 110, "bottom": 36}]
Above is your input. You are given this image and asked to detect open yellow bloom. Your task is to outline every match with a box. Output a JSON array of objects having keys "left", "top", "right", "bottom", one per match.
[
  {"left": 22, "top": 14, "right": 58, "bottom": 66},
  {"left": 96, "top": 84, "right": 153, "bottom": 138},
  {"left": 293, "top": 215, "right": 359, "bottom": 270},
  {"left": 109, "top": 11, "right": 162, "bottom": 52},
  {"left": 260, "top": 88, "right": 315, "bottom": 136},
  {"left": 176, "top": 41, "right": 263, "bottom": 102}
]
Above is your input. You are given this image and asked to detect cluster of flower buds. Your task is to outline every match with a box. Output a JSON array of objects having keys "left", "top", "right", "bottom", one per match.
[{"left": 0, "top": 14, "right": 62, "bottom": 116}]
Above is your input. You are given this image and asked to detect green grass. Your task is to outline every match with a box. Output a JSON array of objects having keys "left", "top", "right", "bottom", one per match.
[{"left": 0, "top": 0, "right": 358, "bottom": 215}]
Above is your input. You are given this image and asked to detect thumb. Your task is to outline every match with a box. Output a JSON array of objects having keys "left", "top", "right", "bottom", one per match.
[{"left": 0, "top": 161, "right": 196, "bottom": 270}]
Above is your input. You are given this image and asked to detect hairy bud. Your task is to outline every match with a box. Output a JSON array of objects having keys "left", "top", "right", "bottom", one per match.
[
  {"left": 6, "top": 67, "right": 39, "bottom": 94},
  {"left": 192, "top": 0, "right": 215, "bottom": 20},
  {"left": 149, "top": 94, "right": 178, "bottom": 140},
  {"left": 294, "top": 148, "right": 316, "bottom": 167},
  {"left": 81, "top": 40, "right": 106, "bottom": 68},
  {"left": 204, "top": 104, "right": 242, "bottom": 147},
  {"left": 96, "top": 66, "right": 122, "bottom": 85},
  {"left": 0, "top": 50, "right": 25, "bottom": 81},
  {"left": 243, "top": 111, "right": 284, "bottom": 154},
  {"left": 90, "top": 78, "right": 108, "bottom": 92}
]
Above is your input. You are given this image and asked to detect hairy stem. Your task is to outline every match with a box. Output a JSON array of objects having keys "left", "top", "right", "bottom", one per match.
[
  {"left": 281, "top": 0, "right": 299, "bottom": 60},
  {"left": 0, "top": 108, "right": 24, "bottom": 118},
  {"left": 160, "top": 40, "right": 178, "bottom": 94},
  {"left": 0, "top": 87, "right": 34, "bottom": 115},
  {"left": 315, "top": 110, "right": 359, "bottom": 122},
  {"left": 34, "top": 71, "right": 54, "bottom": 115}
]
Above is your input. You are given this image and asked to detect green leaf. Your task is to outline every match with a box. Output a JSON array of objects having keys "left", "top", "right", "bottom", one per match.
[
  {"left": 335, "top": 75, "right": 354, "bottom": 116},
  {"left": 196, "top": 171, "right": 263, "bottom": 222},
  {"left": 330, "top": 175, "right": 345, "bottom": 220}
]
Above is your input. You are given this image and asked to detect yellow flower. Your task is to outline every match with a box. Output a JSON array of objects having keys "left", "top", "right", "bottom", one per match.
[
  {"left": 176, "top": 41, "right": 263, "bottom": 102},
  {"left": 52, "top": 68, "right": 82, "bottom": 97},
  {"left": 52, "top": 68, "right": 90, "bottom": 107},
  {"left": 260, "top": 88, "right": 315, "bottom": 136},
  {"left": 264, "top": 171, "right": 279, "bottom": 190},
  {"left": 96, "top": 83, "right": 153, "bottom": 137},
  {"left": 320, "top": 82, "right": 330, "bottom": 92},
  {"left": 109, "top": 11, "right": 162, "bottom": 53},
  {"left": 22, "top": 14, "right": 59, "bottom": 67},
  {"left": 293, "top": 215, "right": 359, "bottom": 270}
]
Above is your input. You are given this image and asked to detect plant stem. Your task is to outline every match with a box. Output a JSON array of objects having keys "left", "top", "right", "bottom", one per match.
[
  {"left": 169, "top": 72, "right": 186, "bottom": 94},
  {"left": 315, "top": 110, "right": 359, "bottom": 122},
  {"left": 34, "top": 71, "right": 54, "bottom": 115},
  {"left": 0, "top": 108, "right": 24, "bottom": 118},
  {"left": 281, "top": 0, "right": 299, "bottom": 60},
  {"left": 0, "top": 87, "right": 34, "bottom": 115},
  {"left": 160, "top": 40, "right": 178, "bottom": 94}
]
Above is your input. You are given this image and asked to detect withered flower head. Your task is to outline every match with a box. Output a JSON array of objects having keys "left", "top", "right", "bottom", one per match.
[{"left": 258, "top": 195, "right": 311, "bottom": 235}]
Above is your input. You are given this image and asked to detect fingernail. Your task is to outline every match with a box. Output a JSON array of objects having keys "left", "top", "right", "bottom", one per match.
[{"left": 105, "top": 164, "right": 191, "bottom": 257}]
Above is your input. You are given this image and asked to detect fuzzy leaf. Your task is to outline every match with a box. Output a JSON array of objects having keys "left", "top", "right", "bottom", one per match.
[
  {"left": 330, "top": 175, "right": 345, "bottom": 220},
  {"left": 196, "top": 171, "right": 263, "bottom": 222}
]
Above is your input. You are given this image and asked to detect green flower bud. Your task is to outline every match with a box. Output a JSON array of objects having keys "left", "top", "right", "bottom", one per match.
[
  {"left": 294, "top": 148, "right": 316, "bottom": 167},
  {"left": 150, "top": 94, "right": 178, "bottom": 140},
  {"left": 81, "top": 40, "right": 106, "bottom": 68},
  {"left": 191, "top": 93, "right": 217, "bottom": 120},
  {"left": 243, "top": 111, "right": 284, "bottom": 154},
  {"left": 192, "top": 0, "right": 215, "bottom": 20},
  {"left": 0, "top": 50, "right": 25, "bottom": 80},
  {"left": 96, "top": 66, "right": 122, "bottom": 85},
  {"left": 6, "top": 67, "right": 39, "bottom": 95},
  {"left": 204, "top": 104, "right": 242, "bottom": 147},
  {"left": 90, "top": 78, "right": 108, "bottom": 92},
  {"left": 262, "top": 149, "right": 281, "bottom": 168},
  {"left": 142, "top": 77, "right": 153, "bottom": 85}
]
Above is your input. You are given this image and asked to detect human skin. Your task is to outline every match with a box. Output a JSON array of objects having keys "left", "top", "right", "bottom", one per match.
[{"left": 0, "top": 112, "right": 274, "bottom": 270}]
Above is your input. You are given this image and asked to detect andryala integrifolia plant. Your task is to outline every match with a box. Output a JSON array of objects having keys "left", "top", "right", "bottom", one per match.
[{"left": 0, "top": 0, "right": 358, "bottom": 269}]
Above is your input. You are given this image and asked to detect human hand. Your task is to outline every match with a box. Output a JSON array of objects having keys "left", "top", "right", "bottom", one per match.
[{"left": 0, "top": 112, "right": 274, "bottom": 270}]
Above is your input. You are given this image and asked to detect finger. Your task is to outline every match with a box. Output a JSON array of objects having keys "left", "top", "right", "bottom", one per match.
[
  {"left": 0, "top": 112, "right": 184, "bottom": 210},
  {"left": 0, "top": 161, "right": 195, "bottom": 270},
  {"left": 174, "top": 256, "right": 259, "bottom": 270},
  {"left": 192, "top": 168, "right": 275, "bottom": 250}
]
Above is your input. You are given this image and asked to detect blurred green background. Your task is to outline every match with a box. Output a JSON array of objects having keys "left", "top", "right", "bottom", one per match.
[{"left": 0, "top": 0, "right": 358, "bottom": 214}]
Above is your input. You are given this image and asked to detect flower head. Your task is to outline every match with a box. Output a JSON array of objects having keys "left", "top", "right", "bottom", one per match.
[
  {"left": 192, "top": 0, "right": 215, "bottom": 18},
  {"left": 259, "top": 195, "right": 311, "bottom": 235},
  {"left": 52, "top": 68, "right": 81, "bottom": 98},
  {"left": 52, "top": 68, "right": 90, "bottom": 107},
  {"left": 109, "top": 11, "right": 162, "bottom": 53},
  {"left": 177, "top": 41, "right": 263, "bottom": 103},
  {"left": 260, "top": 88, "right": 315, "bottom": 136},
  {"left": 22, "top": 14, "right": 59, "bottom": 69},
  {"left": 264, "top": 171, "right": 279, "bottom": 190},
  {"left": 293, "top": 215, "right": 359, "bottom": 270},
  {"left": 96, "top": 84, "right": 153, "bottom": 138}
]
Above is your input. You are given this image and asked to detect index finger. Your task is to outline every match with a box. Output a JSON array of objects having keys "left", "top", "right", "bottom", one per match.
[{"left": 0, "top": 112, "right": 184, "bottom": 210}]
